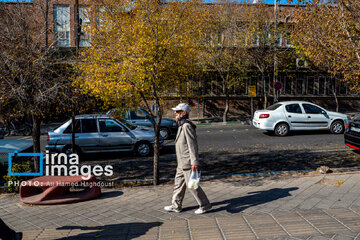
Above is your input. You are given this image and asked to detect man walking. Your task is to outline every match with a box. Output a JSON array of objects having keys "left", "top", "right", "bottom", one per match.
[{"left": 164, "top": 103, "right": 211, "bottom": 214}]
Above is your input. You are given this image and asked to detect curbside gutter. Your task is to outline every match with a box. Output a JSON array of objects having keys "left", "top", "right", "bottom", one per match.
[{"left": 196, "top": 120, "right": 251, "bottom": 126}]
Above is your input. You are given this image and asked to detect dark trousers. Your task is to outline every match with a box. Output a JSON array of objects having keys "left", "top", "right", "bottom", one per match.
[{"left": 0, "top": 218, "right": 16, "bottom": 240}]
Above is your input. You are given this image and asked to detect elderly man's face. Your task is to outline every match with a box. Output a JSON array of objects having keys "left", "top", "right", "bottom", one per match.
[{"left": 174, "top": 110, "right": 186, "bottom": 119}]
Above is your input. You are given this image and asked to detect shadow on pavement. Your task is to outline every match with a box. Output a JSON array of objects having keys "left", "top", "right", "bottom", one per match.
[
  {"left": 201, "top": 149, "right": 360, "bottom": 177},
  {"left": 84, "top": 148, "right": 359, "bottom": 181},
  {"left": 209, "top": 187, "right": 298, "bottom": 213},
  {"left": 263, "top": 129, "right": 331, "bottom": 137},
  {"left": 96, "top": 191, "right": 123, "bottom": 200},
  {"left": 55, "top": 222, "right": 162, "bottom": 240}
]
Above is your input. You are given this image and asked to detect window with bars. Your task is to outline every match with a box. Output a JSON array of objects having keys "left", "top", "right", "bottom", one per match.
[
  {"left": 54, "top": 5, "right": 70, "bottom": 47},
  {"left": 75, "top": 6, "right": 91, "bottom": 47}
]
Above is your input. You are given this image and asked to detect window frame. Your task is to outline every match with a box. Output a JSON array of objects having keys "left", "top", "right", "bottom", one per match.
[
  {"left": 54, "top": 5, "right": 70, "bottom": 47},
  {"left": 302, "top": 103, "right": 323, "bottom": 114},
  {"left": 285, "top": 104, "right": 303, "bottom": 114}
]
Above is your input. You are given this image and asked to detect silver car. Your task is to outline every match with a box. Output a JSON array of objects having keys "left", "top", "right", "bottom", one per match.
[
  {"left": 45, "top": 114, "right": 162, "bottom": 157},
  {"left": 253, "top": 101, "right": 350, "bottom": 136},
  {"left": 107, "top": 108, "right": 177, "bottom": 140}
]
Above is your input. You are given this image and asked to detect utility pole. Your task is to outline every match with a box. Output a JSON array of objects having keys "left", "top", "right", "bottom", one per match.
[
  {"left": 75, "top": 0, "right": 81, "bottom": 50},
  {"left": 273, "top": 0, "right": 278, "bottom": 103},
  {"left": 72, "top": 0, "right": 80, "bottom": 154},
  {"left": 45, "top": 0, "right": 49, "bottom": 47}
]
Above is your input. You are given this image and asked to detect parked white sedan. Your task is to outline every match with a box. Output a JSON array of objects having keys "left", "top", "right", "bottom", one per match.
[{"left": 253, "top": 101, "right": 350, "bottom": 136}]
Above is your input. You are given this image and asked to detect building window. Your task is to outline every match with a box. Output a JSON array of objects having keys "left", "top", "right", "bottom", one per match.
[
  {"left": 75, "top": 6, "right": 91, "bottom": 47},
  {"left": 284, "top": 33, "right": 292, "bottom": 47},
  {"left": 307, "top": 77, "right": 315, "bottom": 95},
  {"left": 54, "top": 5, "right": 70, "bottom": 47},
  {"left": 318, "top": 77, "right": 325, "bottom": 95},
  {"left": 251, "top": 34, "right": 259, "bottom": 46},
  {"left": 96, "top": 7, "right": 105, "bottom": 28},
  {"left": 275, "top": 33, "right": 282, "bottom": 47},
  {"left": 296, "top": 79, "right": 304, "bottom": 95}
]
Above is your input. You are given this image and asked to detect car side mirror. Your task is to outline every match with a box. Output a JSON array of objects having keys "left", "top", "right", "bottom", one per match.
[{"left": 321, "top": 110, "right": 327, "bottom": 115}]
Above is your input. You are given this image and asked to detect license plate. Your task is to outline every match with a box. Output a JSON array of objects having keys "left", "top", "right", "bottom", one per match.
[{"left": 351, "top": 126, "right": 360, "bottom": 132}]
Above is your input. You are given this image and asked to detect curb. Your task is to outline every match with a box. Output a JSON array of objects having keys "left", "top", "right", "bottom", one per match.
[{"left": 196, "top": 120, "right": 251, "bottom": 126}]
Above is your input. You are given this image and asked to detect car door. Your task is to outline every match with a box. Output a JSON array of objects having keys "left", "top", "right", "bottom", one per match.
[
  {"left": 284, "top": 103, "right": 308, "bottom": 129},
  {"left": 302, "top": 103, "right": 330, "bottom": 129},
  {"left": 98, "top": 119, "right": 134, "bottom": 151},
  {"left": 77, "top": 119, "right": 100, "bottom": 152}
]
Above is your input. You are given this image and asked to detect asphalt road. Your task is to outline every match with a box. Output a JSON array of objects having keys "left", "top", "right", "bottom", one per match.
[
  {"left": 4, "top": 124, "right": 359, "bottom": 180},
  {"left": 197, "top": 124, "right": 346, "bottom": 152}
]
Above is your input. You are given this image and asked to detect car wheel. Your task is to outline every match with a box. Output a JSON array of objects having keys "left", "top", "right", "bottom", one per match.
[
  {"left": 135, "top": 142, "right": 152, "bottom": 157},
  {"left": 160, "top": 127, "right": 170, "bottom": 140},
  {"left": 62, "top": 145, "right": 82, "bottom": 159},
  {"left": 274, "top": 123, "right": 289, "bottom": 136},
  {"left": 330, "top": 120, "right": 344, "bottom": 134},
  {"left": 4, "top": 127, "right": 10, "bottom": 137},
  {"left": 22, "top": 125, "right": 32, "bottom": 136}
]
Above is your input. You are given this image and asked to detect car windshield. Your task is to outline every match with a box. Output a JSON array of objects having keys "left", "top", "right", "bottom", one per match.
[
  {"left": 115, "top": 119, "right": 137, "bottom": 130},
  {"left": 267, "top": 103, "right": 282, "bottom": 110}
]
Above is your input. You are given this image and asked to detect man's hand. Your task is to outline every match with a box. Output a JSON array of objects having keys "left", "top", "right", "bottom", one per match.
[{"left": 191, "top": 165, "right": 199, "bottom": 171}]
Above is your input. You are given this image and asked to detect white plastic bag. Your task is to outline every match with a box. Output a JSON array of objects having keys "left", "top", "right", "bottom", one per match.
[{"left": 188, "top": 170, "right": 200, "bottom": 189}]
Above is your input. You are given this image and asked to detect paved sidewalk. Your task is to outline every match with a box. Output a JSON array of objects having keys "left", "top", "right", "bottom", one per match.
[{"left": 2, "top": 173, "right": 360, "bottom": 239}]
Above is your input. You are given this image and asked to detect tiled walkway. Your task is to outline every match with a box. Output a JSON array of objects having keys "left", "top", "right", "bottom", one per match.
[{"left": 2, "top": 173, "right": 360, "bottom": 239}]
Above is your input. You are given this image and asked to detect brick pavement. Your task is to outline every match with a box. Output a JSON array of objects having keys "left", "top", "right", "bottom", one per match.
[{"left": 2, "top": 173, "right": 360, "bottom": 239}]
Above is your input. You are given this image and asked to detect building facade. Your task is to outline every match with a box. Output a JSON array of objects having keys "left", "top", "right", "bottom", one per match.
[{"left": 2, "top": 0, "right": 359, "bottom": 117}]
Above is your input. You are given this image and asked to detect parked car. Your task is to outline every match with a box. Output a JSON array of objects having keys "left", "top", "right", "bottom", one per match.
[
  {"left": 108, "top": 108, "right": 177, "bottom": 140},
  {"left": 46, "top": 114, "right": 163, "bottom": 157},
  {"left": 344, "top": 113, "right": 360, "bottom": 151},
  {"left": 0, "top": 128, "right": 4, "bottom": 139},
  {"left": 0, "top": 139, "right": 33, "bottom": 166},
  {"left": 253, "top": 101, "right": 350, "bottom": 136}
]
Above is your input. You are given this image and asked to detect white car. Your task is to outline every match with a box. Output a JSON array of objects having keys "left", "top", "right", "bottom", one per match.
[{"left": 253, "top": 101, "right": 350, "bottom": 136}]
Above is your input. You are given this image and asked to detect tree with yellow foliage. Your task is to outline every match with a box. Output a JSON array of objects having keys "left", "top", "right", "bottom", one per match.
[
  {"left": 76, "top": 0, "right": 207, "bottom": 185},
  {"left": 292, "top": 0, "right": 360, "bottom": 92},
  {"left": 198, "top": 1, "right": 250, "bottom": 122}
]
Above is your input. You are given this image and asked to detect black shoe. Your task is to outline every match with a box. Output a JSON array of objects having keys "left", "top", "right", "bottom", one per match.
[{"left": 15, "top": 232, "right": 22, "bottom": 240}]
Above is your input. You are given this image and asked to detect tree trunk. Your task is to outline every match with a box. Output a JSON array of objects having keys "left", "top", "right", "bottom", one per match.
[
  {"left": 262, "top": 74, "right": 267, "bottom": 109},
  {"left": 153, "top": 105, "right": 162, "bottom": 185},
  {"left": 331, "top": 88, "right": 339, "bottom": 112},
  {"left": 72, "top": 110, "right": 76, "bottom": 154},
  {"left": 31, "top": 114, "right": 41, "bottom": 172},
  {"left": 223, "top": 88, "right": 229, "bottom": 122},
  {"left": 153, "top": 125, "right": 160, "bottom": 185}
]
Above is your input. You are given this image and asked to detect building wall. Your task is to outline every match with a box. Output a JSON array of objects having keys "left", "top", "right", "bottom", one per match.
[{"left": 3, "top": 1, "right": 357, "bottom": 103}]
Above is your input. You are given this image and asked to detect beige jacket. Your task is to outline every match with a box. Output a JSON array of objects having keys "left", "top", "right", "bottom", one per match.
[{"left": 175, "top": 122, "right": 200, "bottom": 170}]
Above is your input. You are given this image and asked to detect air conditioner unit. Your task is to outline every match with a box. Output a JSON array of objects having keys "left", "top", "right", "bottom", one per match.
[{"left": 296, "top": 58, "right": 308, "bottom": 68}]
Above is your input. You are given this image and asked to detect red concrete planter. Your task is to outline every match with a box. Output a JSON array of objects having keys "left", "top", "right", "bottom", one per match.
[{"left": 20, "top": 175, "right": 101, "bottom": 205}]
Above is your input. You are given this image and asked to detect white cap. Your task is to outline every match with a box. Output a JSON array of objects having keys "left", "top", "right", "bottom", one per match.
[{"left": 171, "top": 103, "right": 191, "bottom": 113}]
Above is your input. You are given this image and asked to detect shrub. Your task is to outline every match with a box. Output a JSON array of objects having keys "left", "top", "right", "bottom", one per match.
[{"left": 3, "top": 161, "right": 31, "bottom": 193}]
